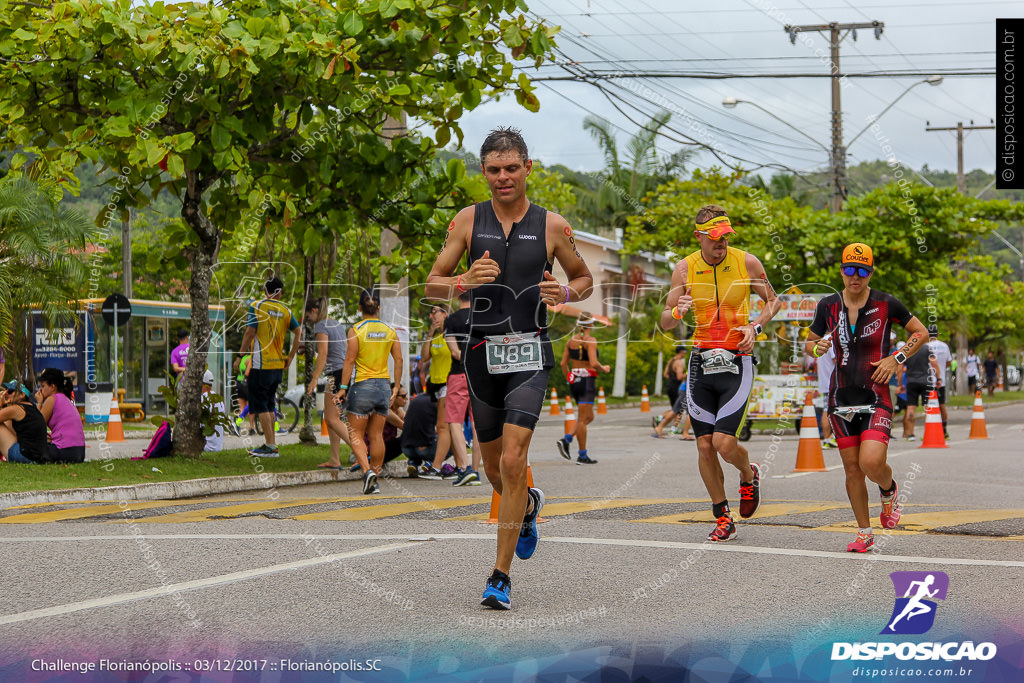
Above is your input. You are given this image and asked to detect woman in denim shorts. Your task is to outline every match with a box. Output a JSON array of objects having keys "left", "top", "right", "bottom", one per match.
[{"left": 333, "top": 289, "right": 402, "bottom": 495}]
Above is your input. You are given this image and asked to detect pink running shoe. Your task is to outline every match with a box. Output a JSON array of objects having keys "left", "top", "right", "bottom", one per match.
[
  {"left": 880, "top": 481, "right": 902, "bottom": 529},
  {"left": 847, "top": 531, "right": 875, "bottom": 553}
]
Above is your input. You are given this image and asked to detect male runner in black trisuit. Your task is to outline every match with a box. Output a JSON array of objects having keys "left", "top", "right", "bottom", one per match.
[{"left": 425, "top": 127, "right": 593, "bottom": 609}]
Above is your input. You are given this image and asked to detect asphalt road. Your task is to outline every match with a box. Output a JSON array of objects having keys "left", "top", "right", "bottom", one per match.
[{"left": 2, "top": 403, "right": 1022, "bottom": 682}]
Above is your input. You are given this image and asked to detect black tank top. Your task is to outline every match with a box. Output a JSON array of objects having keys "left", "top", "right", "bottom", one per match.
[
  {"left": 467, "top": 200, "right": 554, "bottom": 367},
  {"left": 568, "top": 338, "right": 590, "bottom": 361},
  {"left": 12, "top": 401, "right": 50, "bottom": 462},
  {"left": 468, "top": 202, "right": 552, "bottom": 330}
]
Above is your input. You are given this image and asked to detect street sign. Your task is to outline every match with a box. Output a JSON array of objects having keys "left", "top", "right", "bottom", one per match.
[{"left": 102, "top": 293, "right": 132, "bottom": 327}]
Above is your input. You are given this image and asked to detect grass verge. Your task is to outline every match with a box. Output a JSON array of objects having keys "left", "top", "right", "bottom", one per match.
[
  {"left": 1, "top": 443, "right": 355, "bottom": 494},
  {"left": 947, "top": 390, "right": 1023, "bottom": 408}
]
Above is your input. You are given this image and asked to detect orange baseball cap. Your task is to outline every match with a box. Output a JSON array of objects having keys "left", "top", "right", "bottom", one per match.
[
  {"left": 694, "top": 215, "right": 735, "bottom": 240},
  {"left": 841, "top": 243, "right": 874, "bottom": 271}
]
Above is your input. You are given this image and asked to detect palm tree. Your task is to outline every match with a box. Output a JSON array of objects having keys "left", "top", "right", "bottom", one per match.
[
  {"left": 577, "top": 111, "right": 693, "bottom": 234},
  {"left": 0, "top": 172, "right": 93, "bottom": 365}
]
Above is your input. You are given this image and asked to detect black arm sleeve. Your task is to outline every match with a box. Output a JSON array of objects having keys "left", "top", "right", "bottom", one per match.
[{"left": 809, "top": 298, "right": 830, "bottom": 337}]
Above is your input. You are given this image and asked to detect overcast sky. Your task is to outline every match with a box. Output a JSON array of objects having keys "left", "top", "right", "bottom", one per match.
[{"left": 453, "top": 0, "right": 1005, "bottom": 180}]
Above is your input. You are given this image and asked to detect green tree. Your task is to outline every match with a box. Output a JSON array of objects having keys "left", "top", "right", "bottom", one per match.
[{"left": 1, "top": 0, "right": 555, "bottom": 455}]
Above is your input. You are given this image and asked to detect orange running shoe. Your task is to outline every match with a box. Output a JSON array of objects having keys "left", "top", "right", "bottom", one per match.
[{"left": 707, "top": 515, "right": 737, "bottom": 542}]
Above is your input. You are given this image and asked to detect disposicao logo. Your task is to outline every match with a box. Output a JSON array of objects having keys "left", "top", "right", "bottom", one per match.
[
  {"left": 831, "top": 571, "right": 997, "bottom": 662},
  {"left": 884, "top": 571, "right": 948, "bottom": 635}
]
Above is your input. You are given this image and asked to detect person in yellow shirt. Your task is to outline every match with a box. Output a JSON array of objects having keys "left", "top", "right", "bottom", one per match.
[
  {"left": 239, "top": 277, "right": 300, "bottom": 458},
  {"left": 661, "top": 205, "right": 781, "bottom": 543},
  {"left": 333, "top": 289, "right": 402, "bottom": 495},
  {"left": 418, "top": 304, "right": 454, "bottom": 479}
]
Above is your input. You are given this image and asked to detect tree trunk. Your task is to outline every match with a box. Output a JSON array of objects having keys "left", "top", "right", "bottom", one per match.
[
  {"left": 298, "top": 255, "right": 317, "bottom": 444},
  {"left": 174, "top": 180, "right": 222, "bottom": 457}
]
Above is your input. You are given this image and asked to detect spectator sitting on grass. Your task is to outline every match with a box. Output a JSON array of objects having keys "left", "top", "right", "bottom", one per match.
[
  {"left": 36, "top": 368, "right": 86, "bottom": 463},
  {"left": 0, "top": 380, "right": 51, "bottom": 464}
]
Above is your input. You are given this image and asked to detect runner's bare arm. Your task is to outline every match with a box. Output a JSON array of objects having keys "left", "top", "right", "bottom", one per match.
[
  {"left": 541, "top": 215, "right": 593, "bottom": 306},
  {"left": 660, "top": 259, "right": 690, "bottom": 331},
  {"left": 445, "top": 335, "right": 462, "bottom": 361},
  {"left": 389, "top": 337, "right": 404, "bottom": 401},
  {"left": 560, "top": 341, "right": 570, "bottom": 376},
  {"left": 335, "top": 328, "right": 359, "bottom": 401},
  {"left": 426, "top": 206, "right": 499, "bottom": 301},
  {"left": 587, "top": 337, "right": 609, "bottom": 373},
  {"left": 870, "top": 315, "right": 928, "bottom": 384}
]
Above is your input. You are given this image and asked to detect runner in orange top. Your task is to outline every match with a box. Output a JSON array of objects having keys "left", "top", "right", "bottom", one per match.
[{"left": 660, "top": 205, "right": 781, "bottom": 543}]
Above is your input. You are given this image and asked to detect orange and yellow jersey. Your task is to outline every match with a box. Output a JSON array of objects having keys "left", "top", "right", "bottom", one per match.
[
  {"left": 353, "top": 318, "right": 397, "bottom": 381},
  {"left": 684, "top": 246, "right": 751, "bottom": 350}
]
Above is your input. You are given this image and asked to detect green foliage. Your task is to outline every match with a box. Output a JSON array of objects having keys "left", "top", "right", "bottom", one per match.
[
  {"left": 0, "top": 0, "right": 557, "bottom": 455},
  {"left": 628, "top": 168, "right": 1024, "bottom": 349},
  {"left": 0, "top": 173, "right": 92, "bottom": 354}
]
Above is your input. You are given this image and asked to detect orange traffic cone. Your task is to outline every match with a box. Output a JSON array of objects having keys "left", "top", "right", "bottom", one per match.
[
  {"left": 105, "top": 393, "right": 125, "bottom": 443},
  {"left": 919, "top": 390, "right": 949, "bottom": 448},
  {"left": 481, "top": 464, "right": 538, "bottom": 524},
  {"left": 640, "top": 385, "right": 651, "bottom": 412},
  {"left": 549, "top": 388, "right": 560, "bottom": 416},
  {"left": 793, "top": 392, "right": 826, "bottom": 472},
  {"left": 596, "top": 386, "right": 608, "bottom": 415},
  {"left": 321, "top": 413, "right": 329, "bottom": 436},
  {"left": 564, "top": 398, "right": 576, "bottom": 435},
  {"left": 968, "top": 391, "right": 988, "bottom": 439}
]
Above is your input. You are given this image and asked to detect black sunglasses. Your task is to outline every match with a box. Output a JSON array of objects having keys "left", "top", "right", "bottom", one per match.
[{"left": 841, "top": 266, "right": 872, "bottom": 278}]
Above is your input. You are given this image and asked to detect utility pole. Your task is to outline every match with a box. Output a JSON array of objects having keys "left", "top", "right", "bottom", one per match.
[
  {"left": 925, "top": 122, "right": 996, "bottom": 194},
  {"left": 925, "top": 121, "right": 995, "bottom": 396},
  {"left": 785, "top": 21, "right": 884, "bottom": 213}
]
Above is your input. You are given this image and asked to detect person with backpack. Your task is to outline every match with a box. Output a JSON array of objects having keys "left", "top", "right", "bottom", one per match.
[
  {"left": 0, "top": 380, "right": 51, "bottom": 463},
  {"left": 36, "top": 368, "right": 86, "bottom": 463}
]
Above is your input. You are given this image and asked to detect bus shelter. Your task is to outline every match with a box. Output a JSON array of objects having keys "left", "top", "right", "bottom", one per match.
[{"left": 28, "top": 299, "right": 227, "bottom": 422}]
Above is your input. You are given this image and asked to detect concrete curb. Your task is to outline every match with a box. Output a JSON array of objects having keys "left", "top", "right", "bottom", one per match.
[{"left": 0, "top": 468, "right": 362, "bottom": 509}]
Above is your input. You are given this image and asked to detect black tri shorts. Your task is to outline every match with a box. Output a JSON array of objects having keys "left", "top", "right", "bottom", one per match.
[
  {"left": 463, "top": 336, "right": 551, "bottom": 443},
  {"left": 568, "top": 371, "right": 597, "bottom": 405},
  {"left": 686, "top": 351, "right": 753, "bottom": 439}
]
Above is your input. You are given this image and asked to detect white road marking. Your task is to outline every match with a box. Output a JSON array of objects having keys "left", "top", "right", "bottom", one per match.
[
  {"left": 771, "top": 464, "right": 844, "bottom": 479},
  {"left": 0, "top": 534, "right": 1021, "bottom": 569},
  {"left": 0, "top": 541, "right": 420, "bottom": 626}
]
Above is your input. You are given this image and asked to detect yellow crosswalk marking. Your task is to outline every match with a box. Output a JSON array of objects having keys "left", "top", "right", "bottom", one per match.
[
  {"left": 293, "top": 497, "right": 490, "bottom": 521},
  {"left": 538, "top": 498, "right": 705, "bottom": 517},
  {"left": 0, "top": 501, "right": 198, "bottom": 524},
  {"left": 632, "top": 502, "right": 852, "bottom": 525},
  {"left": 447, "top": 498, "right": 707, "bottom": 521},
  {"left": 133, "top": 497, "right": 385, "bottom": 523},
  {"left": 814, "top": 509, "right": 1024, "bottom": 533}
]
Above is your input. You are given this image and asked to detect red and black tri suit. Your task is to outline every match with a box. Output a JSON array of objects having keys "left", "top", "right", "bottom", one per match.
[{"left": 809, "top": 289, "right": 914, "bottom": 449}]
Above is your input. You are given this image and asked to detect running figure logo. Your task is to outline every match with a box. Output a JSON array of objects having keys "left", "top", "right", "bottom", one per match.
[{"left": 882, "top": 571, "right": 949, "bottom": 635}]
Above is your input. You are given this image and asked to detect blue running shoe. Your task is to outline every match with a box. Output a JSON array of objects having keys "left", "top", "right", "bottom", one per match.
[
  {"left": 515, "top": 488, "right": 545, "bottom": 560},
  {"left": 481, "top": 570, "right": 511, "bottom": 610}
]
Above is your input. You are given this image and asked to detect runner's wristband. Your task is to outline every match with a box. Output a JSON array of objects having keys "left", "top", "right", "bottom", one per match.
[
  {"left": 338, "top": 384, "right": 348, "bottom": 391},
  {"left": 671, "top": 306, "right": 683, "bottom": 320},
  {"left": 456, "top": 274, "right": 467, "bottom": 293},
  {"left": 562, "top": 285, "right": 570, "bottom": 304},
  {"left": 813, "top": 344, "right": 824, "bottom": 358}
]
